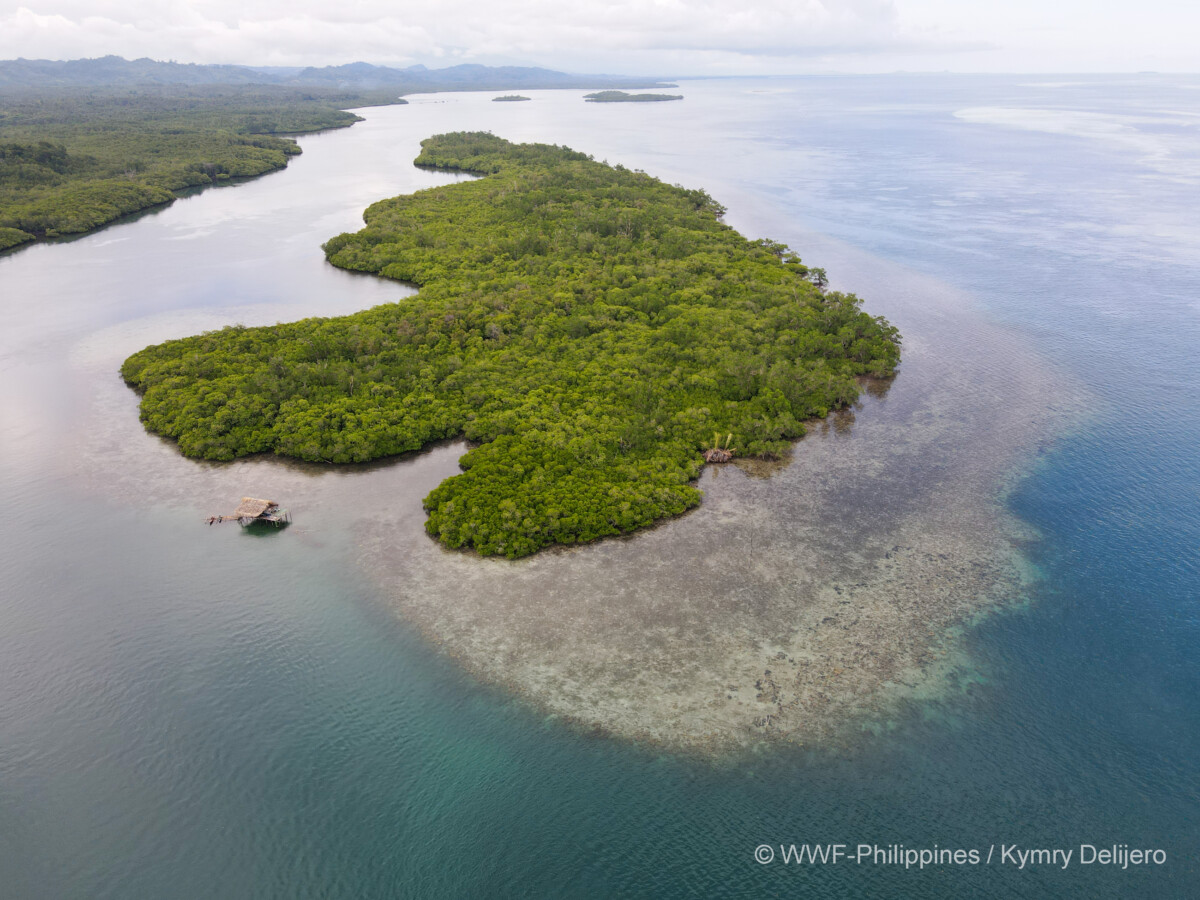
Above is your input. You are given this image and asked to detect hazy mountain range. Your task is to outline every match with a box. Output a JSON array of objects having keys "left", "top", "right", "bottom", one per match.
[{"left": 0, "top": 55, "right": 674, "bottom": 92}]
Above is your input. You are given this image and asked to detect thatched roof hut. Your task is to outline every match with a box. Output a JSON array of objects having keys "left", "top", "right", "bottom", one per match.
[
  {"left": 232, "top": 497, "right": 277, "bottom": 518},
  {"left": 206, "top": 497, "right": 290, "bottom": 527}
]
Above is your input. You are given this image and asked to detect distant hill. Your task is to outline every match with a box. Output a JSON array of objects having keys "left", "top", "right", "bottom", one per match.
[
  {"left": 0, "top": 55, "right": 675, "bottom": 93},
  {"left": 0, "top": 56, "right": 268, "bottom": 87},
  {"left": 292, "top": 62, "right": 672, "bottom": 91}
]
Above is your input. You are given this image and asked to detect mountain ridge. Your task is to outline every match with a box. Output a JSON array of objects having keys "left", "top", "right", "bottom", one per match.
[{"left": 0, "top": 55, "right": 675, "bottom": 91}]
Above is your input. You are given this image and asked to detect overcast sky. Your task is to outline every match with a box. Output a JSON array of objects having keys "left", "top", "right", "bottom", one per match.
[{"left": 0, "top": 0, "right": 1195, "bottom": 75}]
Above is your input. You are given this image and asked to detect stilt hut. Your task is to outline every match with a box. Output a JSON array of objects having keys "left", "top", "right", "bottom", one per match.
[{"left": 207, "top": 497, "right": 290, "bottom": 527}]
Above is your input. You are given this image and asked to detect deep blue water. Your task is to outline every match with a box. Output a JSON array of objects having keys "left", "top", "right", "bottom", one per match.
[
  {"left": 1, "top": 75, "right": 1197, "bottom": 897},
  {"left": 752, "top": 74, "right": 1200, "bottom": 897}
]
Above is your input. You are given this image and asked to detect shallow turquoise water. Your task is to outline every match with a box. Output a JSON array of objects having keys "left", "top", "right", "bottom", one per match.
[{"left": 1, "top": 76, "right": 1197, "bottom": 897}]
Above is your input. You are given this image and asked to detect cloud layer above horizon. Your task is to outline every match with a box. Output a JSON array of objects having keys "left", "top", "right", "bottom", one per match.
[{"left": 0, "top": 0, "right": 1194, "bottom": 74}]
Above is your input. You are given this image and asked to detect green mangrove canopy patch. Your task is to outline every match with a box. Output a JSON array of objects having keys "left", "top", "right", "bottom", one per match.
[{"left": 122, "top": 132, "right": 900, "bottom": 558}]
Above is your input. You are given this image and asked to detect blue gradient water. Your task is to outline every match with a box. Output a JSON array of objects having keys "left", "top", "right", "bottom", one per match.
[{"left": 1, "top": 75, "right": 1197, "bottom": 897}]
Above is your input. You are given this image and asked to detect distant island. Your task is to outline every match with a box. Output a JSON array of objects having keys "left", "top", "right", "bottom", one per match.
[
  {"left": 122, "top": 132, "right": 901, "bottom": 559},
  {"left": 0, "top": 55, "right": 675, "bottom": 251},
  {"left": 492, "top": 95, "right": 531, "bottom": 102},
  {"left": 584, "top": 91, "right": 683, "bottom": 103}
]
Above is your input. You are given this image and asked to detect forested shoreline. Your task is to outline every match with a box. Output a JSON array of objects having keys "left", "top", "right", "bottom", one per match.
[
  {"left": 0, "top": 56, "right": 679, "bottom": 251},
  {"left": 0, "top": 85, "right": 405, "bottom": 247},
  {"left": 123, "top": 132, "right": 901, "bottom": 558}
]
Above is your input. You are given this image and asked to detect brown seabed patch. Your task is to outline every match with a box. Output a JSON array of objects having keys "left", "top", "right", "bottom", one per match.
[{"left": 353, "top": 276, "right": 1080, "bottom": 757}]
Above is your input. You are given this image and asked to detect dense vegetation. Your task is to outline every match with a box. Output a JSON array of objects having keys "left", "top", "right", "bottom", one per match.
[
  {"left": 0, "top": 224, "right": 32, "bottom": 249},
  {"left": 493, "top": 95, "right": 532, "bottom": 102},
  {"left": 0, "top": 86, "right": 403, "bottom": 243},
  {"left": 123, "top": 132, "right": 900, "bottom": 557},
  {"left": 0, "top": 56, "right": 676, "bottom": 250},
  {"left": 584, "top": 91, "right": 683, "bottom": 102}
]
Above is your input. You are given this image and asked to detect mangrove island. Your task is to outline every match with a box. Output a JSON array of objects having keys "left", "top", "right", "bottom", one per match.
[
  {"left": 121, "top": 132, "right": 900, "bottom": 558},
  {"left": 584, "top": 91, "right": 683, "bottom": 102}
]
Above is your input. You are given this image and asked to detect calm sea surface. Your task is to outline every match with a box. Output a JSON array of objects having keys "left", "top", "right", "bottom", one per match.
[{"left": 1, "top": 75, "right": 1198, "bottom": 897}]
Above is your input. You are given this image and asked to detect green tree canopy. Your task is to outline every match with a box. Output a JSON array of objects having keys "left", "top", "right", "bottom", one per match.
[
  {"left": 123, "top": 132, "right": 900, "bottom": 557},
  {"left": 0, "top": 86, "right": 404, "bottom": 243}
]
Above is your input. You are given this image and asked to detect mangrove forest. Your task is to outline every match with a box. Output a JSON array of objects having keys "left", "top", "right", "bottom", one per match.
[
  {"left": 0, "top": 85, "right": 405, "bottom": 247},
  {"left": 122, "top": 132, "right": 900, "bottom": 557}
]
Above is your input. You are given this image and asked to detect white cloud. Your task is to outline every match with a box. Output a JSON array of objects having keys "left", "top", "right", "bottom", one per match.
[{"left": 0, "top": 0, "right": 1195, "bottom": 73}]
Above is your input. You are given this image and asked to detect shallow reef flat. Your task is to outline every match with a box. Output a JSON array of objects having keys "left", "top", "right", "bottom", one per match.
[
  {"left": 74, "top": 226, "right": 1072, "bottom": 757},
  {"left": 356, "top": 271, "right": 1074, "bottom": 755}
]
